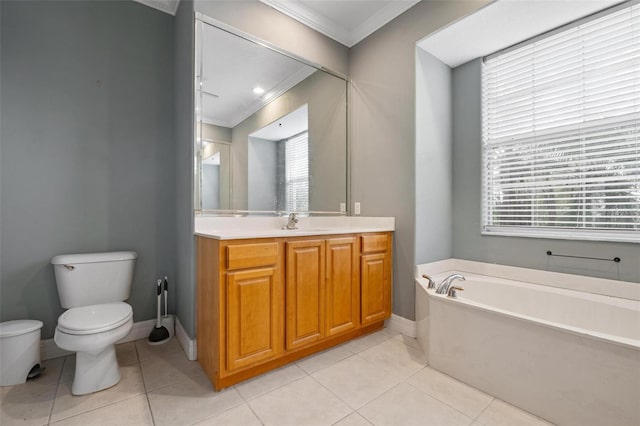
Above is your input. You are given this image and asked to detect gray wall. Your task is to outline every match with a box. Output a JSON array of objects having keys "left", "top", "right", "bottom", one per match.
[
  {"left": 174, "top": 0, "right": 196, "bottom": 337},
  {"left": 231, "top": 71, "right": 347, "bottom": 212},
  {"left": 202, "top": 165, "right": 220, "bottom": 210},
  {"left": 452, "top": 59, "right": 640, "bottom": 283},
  {"left": 415, "top": 49, "right": 452, "bottom": 264},
  {"left": 0, "top": 0, "right": 176, "bottom": 338},
  {"left": 248, "top": 137, "right": 278, "bottom": 211},
  {"left": 349, "top": 0, "right": 490, "bottom": 320}
]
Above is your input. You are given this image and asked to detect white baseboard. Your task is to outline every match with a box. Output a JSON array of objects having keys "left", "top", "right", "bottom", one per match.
[
  {"left": 175, "top": 317, "right": 197, "bottom": 361},
  {"left": 384, "top": 314, "right": 417, "bottom": 338},
  {"left": 40, "top": 316, "right": 177, "bottom": 361}
]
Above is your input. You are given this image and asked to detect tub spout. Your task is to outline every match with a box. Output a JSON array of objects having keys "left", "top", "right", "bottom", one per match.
[{"left": 436, "top": 274, "right": 465, "bottom": 294}]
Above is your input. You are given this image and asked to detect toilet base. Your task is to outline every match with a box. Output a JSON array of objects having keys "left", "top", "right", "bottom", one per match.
[{"left": 72, "top": 345, "right": 121, "bottom": 395}]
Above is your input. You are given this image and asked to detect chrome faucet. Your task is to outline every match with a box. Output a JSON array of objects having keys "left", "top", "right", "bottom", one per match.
[
  {"left": 435, "top": 274, "right": 465, "bottom": 294},
  {"left": 447, "top": 286, "right": 464, "bottom": 298},
  {"left": 422, "top": 274, "right": 436, "bottom": 289},
  {"left": 284, "top": 213, "right": 299, "bottom": 230}
]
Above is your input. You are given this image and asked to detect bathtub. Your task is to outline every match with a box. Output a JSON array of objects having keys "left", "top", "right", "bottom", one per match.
[{"left": 415, "top": 259, "right": 640, "bottom": 426}]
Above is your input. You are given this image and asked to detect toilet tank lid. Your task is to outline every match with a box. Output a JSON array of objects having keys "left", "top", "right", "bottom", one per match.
[
  {"left": 0, "top": 320, "right": 43, "bottom": 338},
  {"left": 51, "top": 251, "right": 137, "bottom": 265}
]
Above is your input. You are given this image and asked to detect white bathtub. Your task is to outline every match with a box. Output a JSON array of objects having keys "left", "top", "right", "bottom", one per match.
[{"left": 415, "top": 259, "right": 640, "bottom": 426}]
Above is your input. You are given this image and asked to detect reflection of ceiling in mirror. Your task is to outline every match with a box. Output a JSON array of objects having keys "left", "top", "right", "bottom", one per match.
[
  {"left": 203, "top": 150, "right": 220, "bottom": 166},
  {"left": 250, "top": 104, "right": 308, "bottom": 141},
  {"left": 201, "top": 24, "right": 316, "bottom": 129}
]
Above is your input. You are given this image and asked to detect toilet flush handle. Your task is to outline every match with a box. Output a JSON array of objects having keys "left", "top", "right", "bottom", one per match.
[{"left": 64, "top": 265, "right": 75, "bottom": 271}]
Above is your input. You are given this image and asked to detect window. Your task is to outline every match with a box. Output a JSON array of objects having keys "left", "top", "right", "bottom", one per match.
[
  {"left": 285, "top": 132, "right": 309, "bottom": 212},
  {"left": 482, "top": 2, "right": 640, "bottom": 242}
]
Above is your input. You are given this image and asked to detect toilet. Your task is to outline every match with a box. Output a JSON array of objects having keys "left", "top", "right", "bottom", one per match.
[{"left": 51, "top": 251, "right": 137, "bottom": 395}]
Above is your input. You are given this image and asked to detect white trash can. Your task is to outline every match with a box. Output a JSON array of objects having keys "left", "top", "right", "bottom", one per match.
[{"left": 0, "top": 320, "right": 43, "bottom": 386}]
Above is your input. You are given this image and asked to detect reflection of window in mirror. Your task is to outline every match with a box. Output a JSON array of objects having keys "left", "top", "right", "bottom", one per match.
[
  {"left": 248, "top": 104, "right": 309, "bottom": 212},
  {"left": 284, "top": 132, "right": 308, "bottom": 212}
]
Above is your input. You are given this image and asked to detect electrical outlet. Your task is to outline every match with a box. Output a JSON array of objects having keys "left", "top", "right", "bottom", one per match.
[
  {"left": 354, "top": 202, "right": 361, "bottom": 215},
  {"left": 340, "top": 203, "right": 346, "bottom": 213}
]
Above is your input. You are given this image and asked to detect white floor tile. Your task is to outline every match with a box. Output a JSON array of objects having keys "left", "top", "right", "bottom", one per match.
[
  {"left": 297, "top": 345, "right": 354, "bottom": 374},
  {"left": 49, "top": 394, "right": 153, "bottom": 426},
  {"left": 249, "top": 376, "right": 351, "bottom": 426},
  {"left": 333, "top": 412, "right": 373, "bottom": 426},
  {"left": 312, "top": 356, "right": 401, "bottom": 409},
  {"left": 193, "top": 403, "right": 262, "bottom": 426},
  {"left": 476, "top": 399, "right": 554, "bottom": 426},
  {"left": 407, "top": 367, "right": 493, "bottom": 419},
  {"left": 359, "top": 382, "right": 473, "bottom": 426},
  {"left": 357, "top": 338, "right": 426, "bottom": 379},
  {"left": 0, "top": 380, "right": 57, "bottom": 426},
  {"left": 147, "top": 374, "right": 244, "bottom": 426},
  {"left": 50, "top": 362, "right": 146, "bottom": 423},
  {"left": 139, "top": 349, "right": 205, "bottom": 392},
  {"left": 134, "top": 337, "right": 183, "bottom": 363},
  {"left": 343, "top": 331, "right": 391, "bottom": 353},
  {"left": 235, "top": 364, "right": 306, "bottom": 401},
  {"left": 115, "top": 342, "right": 139, "bottom": 366}
]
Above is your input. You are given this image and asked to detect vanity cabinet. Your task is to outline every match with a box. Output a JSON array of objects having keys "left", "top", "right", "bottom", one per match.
[{"left": 197, "top": 232, "right": 392, "bottom": 390}]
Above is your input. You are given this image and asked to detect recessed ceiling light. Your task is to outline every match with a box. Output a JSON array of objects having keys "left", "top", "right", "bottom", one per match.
[{"left": 253, "top": 87, "right": 265, "bottom": 95}]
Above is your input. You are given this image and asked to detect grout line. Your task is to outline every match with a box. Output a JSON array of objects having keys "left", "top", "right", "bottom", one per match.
[
  {"left": 246, "top": 399, "right": 266, "bottom": 426},
  {"left": 235, "top": 365, "right": 309, "bottom": 402},
  {"left": 47, "top": 356, "right": 67, "bottom": 425},
  {"left": 403, "top": 380, "right": 476, "bottom": 422},
  {"left": 474, "top": 396, "right": 495, "bottom": 421}
]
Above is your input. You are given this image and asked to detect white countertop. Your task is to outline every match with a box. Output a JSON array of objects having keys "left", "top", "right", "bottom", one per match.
[{"left": 195, "top": 216, "right": 394, "bottom": 240}]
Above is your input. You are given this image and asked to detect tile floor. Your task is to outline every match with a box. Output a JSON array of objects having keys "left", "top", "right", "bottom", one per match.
[{"left": 0, "top": 329, "right": 554, "bottom": 426}]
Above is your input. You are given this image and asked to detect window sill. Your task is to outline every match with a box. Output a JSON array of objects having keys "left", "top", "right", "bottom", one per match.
[{"left": 481, "top": 227, "right": 639, "bottom": 244}]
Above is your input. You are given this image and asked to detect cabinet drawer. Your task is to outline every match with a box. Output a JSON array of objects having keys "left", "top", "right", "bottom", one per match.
[
  {"left": 227, "top": 242, "right": 279, "bottom": 270},
  {"left": 361, "top": 234, "right": 389, "bottom": 253}
]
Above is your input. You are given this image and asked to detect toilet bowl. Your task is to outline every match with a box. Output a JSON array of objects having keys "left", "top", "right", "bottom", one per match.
[
  {"left": 54, "top": 302, "right": 133, "bottom": 395},
  {"left": 51, "top": 251, "right": 137, "bottom": 396}
]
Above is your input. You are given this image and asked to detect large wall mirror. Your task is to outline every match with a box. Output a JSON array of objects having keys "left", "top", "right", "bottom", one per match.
[{"left": 194, "top": 15, "right": 348, "bottom": 216}]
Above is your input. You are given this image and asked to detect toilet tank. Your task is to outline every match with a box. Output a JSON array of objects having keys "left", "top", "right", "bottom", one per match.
[{"left": 51, "top": 251, "right": 137, "bottom": 309}]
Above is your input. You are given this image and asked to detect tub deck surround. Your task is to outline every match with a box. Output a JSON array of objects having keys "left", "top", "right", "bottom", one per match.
[
  {"left": 194, "top": 215, "right": 395, "bottom": 239},
  {"left": 415, "top": 259, "right": 640, "bottom": 426}
]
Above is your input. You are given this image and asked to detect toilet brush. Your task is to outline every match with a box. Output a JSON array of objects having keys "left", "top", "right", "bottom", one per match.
[{"left": 148, "top": 279, "right": 170, "bottom": 345}]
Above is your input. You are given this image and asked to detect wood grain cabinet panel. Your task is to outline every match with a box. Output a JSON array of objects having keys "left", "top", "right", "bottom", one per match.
[
  {"left": 226, "top": 267, "right": 282, "bottom": 370},
  {"left": 286, "top": 240, "right": 325, "bottom": 350},
  {"left": 325, "top": 237, "right": 359, "bottom": 337},
  {"left": 360, "top": 234, "right": 392, "bottom": 326}
]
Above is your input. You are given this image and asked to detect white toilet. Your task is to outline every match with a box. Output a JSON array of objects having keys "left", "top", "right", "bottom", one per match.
[{"left": 51, "top": 251, "right": 137, "bottom": 395}]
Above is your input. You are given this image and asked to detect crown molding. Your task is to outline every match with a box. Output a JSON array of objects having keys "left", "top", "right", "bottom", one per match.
[
  {"left": 260, "top": 0, "right": 419, "bottom": 47},
  {"left": 132, "top": 0, "right": 180, "bottom": 16}
]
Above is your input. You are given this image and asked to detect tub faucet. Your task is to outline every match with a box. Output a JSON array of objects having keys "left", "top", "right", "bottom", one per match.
[
  {"left": 436, "top": 274, "right": 465, "bottom": 294},
  {"left": 284, "top": 213, "right": 299, "bottom": 230},
  {"left": 447, "top": 286, "right": 464, "bottom": 298},
  {"left": 422, "top": 274, "right": 436, "bottom": 289}
]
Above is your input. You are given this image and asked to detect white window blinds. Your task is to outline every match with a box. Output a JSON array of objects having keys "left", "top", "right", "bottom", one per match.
[
  {"left": 482, "top": 2, "right": 640, "bottom": 242},
  {"left": 285, "top": 132, "right": 309, "bottom": 212}
]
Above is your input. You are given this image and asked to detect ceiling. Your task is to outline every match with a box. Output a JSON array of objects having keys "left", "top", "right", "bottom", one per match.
[
  {"left": 259, "top": 0, "right": 420, "bottom": 46},
  {"left": 250, "top": 104, "right": 309, "bottom": 141},
  {"left": 133, "top": 0, "right": 420, "bottom": 47},
  {"left": 417, "top": 0, "right": 623, "bottom": 68}
]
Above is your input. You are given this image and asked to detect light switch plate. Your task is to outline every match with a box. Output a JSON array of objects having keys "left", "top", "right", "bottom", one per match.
[
  {"left": 340, "top": 203, "right": 346, "bottom": 213},
  {"left": 354, "top": 202, "right": 361, "bottom": 215}
]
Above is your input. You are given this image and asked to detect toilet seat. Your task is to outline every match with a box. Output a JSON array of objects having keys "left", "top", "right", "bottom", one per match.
[{"left": 57, "top": 302, "right": 132, "bottom": 335}]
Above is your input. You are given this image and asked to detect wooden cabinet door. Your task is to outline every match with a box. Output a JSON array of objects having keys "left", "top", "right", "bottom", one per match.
[
  {"left": 361, "top": 234, "right": 391, "bottom": 326},
  {"left": 226, "top": 267, "right": 282, "bottom": 370},
  {"left": 326, "top": 237, "right": 359, "bottom": 337},
  {"left": 286, "top": 240, "right": 325, "bottom": 350}
]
